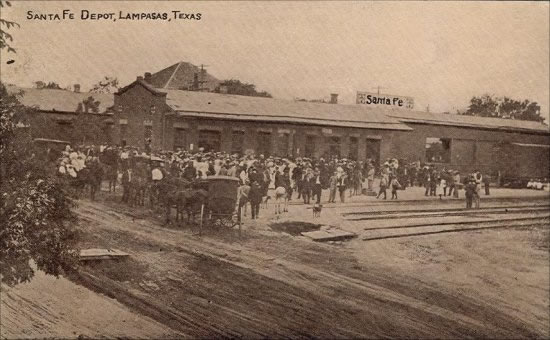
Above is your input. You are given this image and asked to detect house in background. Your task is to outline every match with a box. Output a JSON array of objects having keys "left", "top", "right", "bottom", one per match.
[
  {"left": 7, "top": 84, "right": 114, "bottom": 145},
  {"left": 146, "top": 61, "right": 220, "bottom": 92}
]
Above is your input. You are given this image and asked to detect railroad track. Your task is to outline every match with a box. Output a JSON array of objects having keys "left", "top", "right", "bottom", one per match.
[
  {"left": 346, "top": 204, "right": 550, "bottom": 215},
  {"left": 306, "top": 195, "right": 549, "bottom": 209},
  {"left": 361, "top": 215, "right": 549, "bottom": 242},
  {"left": 346, "top": 205, "right": 550, "bottom": 221}
]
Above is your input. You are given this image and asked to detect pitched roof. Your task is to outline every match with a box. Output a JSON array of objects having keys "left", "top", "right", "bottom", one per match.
[
  {"left": 148, "top": 61, "right": 220, "bottom": 91},
  {"left": 385, "top": 109, "right": 549, "bottom": 134},
  {"left": 115, "top": 79, "right": 166, "bottom": 97},
  {"left": 162, "top": 89, "right": 412, "bottom": 131},
  {"left": 6, "top": 86, "right": 113, "bottom": 114}
]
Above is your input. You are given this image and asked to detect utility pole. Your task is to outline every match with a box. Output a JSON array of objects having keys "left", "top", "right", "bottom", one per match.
[
  {"left": 189, "top": 63, "right": 209, "bottom": 91},
  {"left": 199, "top": 64, "right": 209, "bottom": 91},
  {"left": 372, "top": 86, "right": 387, "bottom": 95}
]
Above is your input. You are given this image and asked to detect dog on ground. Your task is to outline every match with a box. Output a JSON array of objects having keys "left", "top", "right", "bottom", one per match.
[{"left": 312, "top": 203, "right": 323, "bottom": 218}]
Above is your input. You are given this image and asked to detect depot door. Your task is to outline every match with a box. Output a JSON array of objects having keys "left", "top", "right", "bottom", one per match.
[
  {"left": 366, "top": 138, "right": 381, "bottom": 167},
  {"left": 257, "top": 132, "right": 272, "bottom": 156},
  {"left": 198, "top": 130, "right": 221, "bottom": 152}
]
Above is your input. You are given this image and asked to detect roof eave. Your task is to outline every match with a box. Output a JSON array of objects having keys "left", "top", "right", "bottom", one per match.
[
  {"left": 396, "top": 119, "right": 549, "bottom": 135},
  {"left": 37, "top": 109, "right": 112, "bottom": 116},
  {"left": 173, "top": 110, "right": 412, "bottom": 131},
  {"left": 115, "top": 80, "right": 167, "bottom": 97}
]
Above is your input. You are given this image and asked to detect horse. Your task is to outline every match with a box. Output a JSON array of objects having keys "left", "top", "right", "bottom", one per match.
[
  {"left": 274, "top": 186, "right": 288, "bottom": 214},
  {"left": 100, "top": 149, "right": 119, "bottom": 193},
  {"left": 128, "top": 163, "right": 151, "bottom": 207},
  {"left": 157, "top": 176, "right": 192, "bottom": 225},
  {"left": 129, "top": 175, "right": 148, "bottom": 207},
  {"left": 68, "top": 166, "right": 102, "bottom": 201},
  {"left": 176, "top": 188, "right": 209, "bottom": 226},
  {"left": 103, "top": 163, "right": 118, "bottom": 193}
]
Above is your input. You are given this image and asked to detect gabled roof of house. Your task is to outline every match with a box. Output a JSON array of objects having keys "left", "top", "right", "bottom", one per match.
[
  {"left": 115, "top": 79, "right": 166, "bottom": 97},
  {"left": 161, "top": 89, "right": 413, "bottom": 131},
  {"left": 6, "top": 85, "right": 114, "bottom": 114},
  {"left": 385, "top": 108, "right": 549, "bottom": 134},
  {"left": 148, "top": 61, "right": 221, "bottom": 91}
]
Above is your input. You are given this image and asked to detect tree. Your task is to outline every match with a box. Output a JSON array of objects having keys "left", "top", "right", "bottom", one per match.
[
  {"left": 214, "top": 79, "right": 272, "bottom": 98},
  {"left": 0, "top": 1, "right": 18, "bottom": 54},
  {"left": 1, "top": 84, "right": 79, "bottom": 286},
  {"left": 0, "top": 2, "right": 79, "bottom": 286},
  {"left": 71, "top": 96, "right": 107, "bottom": 144},
  {"left": 76, "top": 96, "right": 101, "bottom": 114},
  {"left": 91, "top": 76, "right": 119, "bottom": 94},
  {"left": 462, "top": 94, "right": 545, "bottom": 123},
  {"left": 34, "top": 81, "right": 63, "bottom": 90},
  {"left": 294, "top": 97, "right": 327, "bottom": 103}
]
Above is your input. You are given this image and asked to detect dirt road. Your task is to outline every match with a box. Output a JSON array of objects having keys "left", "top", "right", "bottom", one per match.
[
  {"left": 63, "top": 199, "right": 549, "bottom": 338},
  {"left": 0, "top": 270, "right": 181, "bottom": 339}
]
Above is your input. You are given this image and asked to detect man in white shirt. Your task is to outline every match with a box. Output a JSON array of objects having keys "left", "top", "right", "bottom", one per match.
[{"left": 152, "top": 167, "right": 163, "bottom": 181}]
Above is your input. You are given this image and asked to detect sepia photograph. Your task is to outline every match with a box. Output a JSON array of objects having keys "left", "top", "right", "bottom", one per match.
[{"left": 1, "top": 1, "right": 549, "bottom": 338}]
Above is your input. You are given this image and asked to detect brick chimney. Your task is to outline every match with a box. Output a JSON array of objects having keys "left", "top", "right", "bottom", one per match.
[
  {"left": 74, "top": 84, "right": 80, "bottom": 93},
  {"left": 330, "top": 93, "right": 338, "bottom": 104},
  {"left": 144, "top": 72, "right": 152, "bottom": 83}
]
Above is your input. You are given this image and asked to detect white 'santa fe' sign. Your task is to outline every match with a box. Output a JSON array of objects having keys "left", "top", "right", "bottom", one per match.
[{"left": 356, "top": 91, "right": 414, "bottom": 109}]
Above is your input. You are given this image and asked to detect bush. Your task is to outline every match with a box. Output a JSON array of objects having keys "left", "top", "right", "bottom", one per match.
[{"left": 0, "top": 83, "right": 79, "bottom": 286}]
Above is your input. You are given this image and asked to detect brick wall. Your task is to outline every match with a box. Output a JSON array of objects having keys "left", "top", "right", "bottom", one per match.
[
  {"left": 114, "top": 82, "right": 549, "bottom": 178},
  {"left": 113, "top": 84, "right": 171, "bottom": 150},
  {"left": 390, "top": 123, "right": 550, "bottom": 176},
  {"left": 165, "top": 115, "right": 397, "bottom": 162}
]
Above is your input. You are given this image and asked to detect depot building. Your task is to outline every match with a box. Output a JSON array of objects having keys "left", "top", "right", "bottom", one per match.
[{"left": 11, "top": 61, "right": 550, "bottom": 179}]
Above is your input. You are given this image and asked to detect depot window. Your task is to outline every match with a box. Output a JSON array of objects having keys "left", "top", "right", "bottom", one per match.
[
  {"left": 198, "top": 130, "right": 221, "bottom": 152},
  {"left": 173, "top": 128, "right": 187, "bottom": 151},
  {"left": 425, "top": 137, "right": 451, "bottom": 163},
  {"left": 278, "top": 133, "right": 290, "bottom": 157},
  {"left": 349, "top": 136, "right": 358, "bottom": 160},
  {"left": 327, "top": 136, "right": 341, "bottom": 159},
  {"left": 257, "top": 131, "right": 272, "bottom": 157},
  {"left": 305, "top": 135, "right": 316, "bottom": 158},
  {"left": 231, "top": 130, "right": 245, "bottom": 155}
]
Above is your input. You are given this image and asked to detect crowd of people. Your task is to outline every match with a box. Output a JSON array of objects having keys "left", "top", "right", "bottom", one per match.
[
  {"left": 55, "top": 144, "right": 379, "bottom": 210},
  {"left": 527, "top": 179, "right": 550, "bottom": 191},
  {"left": 51, "top": 143, "right": 514, "bottom": 212}
]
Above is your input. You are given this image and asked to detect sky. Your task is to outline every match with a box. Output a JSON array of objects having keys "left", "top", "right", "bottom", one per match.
[{"left": 1, "top": 1, "right": 549, "bottom": 121}]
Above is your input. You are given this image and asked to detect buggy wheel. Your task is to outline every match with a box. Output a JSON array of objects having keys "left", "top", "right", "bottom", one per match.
[{"left": 208, "top": 214, "right": 238, "bottom": 229}]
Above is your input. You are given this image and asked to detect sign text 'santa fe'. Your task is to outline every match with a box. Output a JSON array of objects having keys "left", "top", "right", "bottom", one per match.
[{"left": 356, "top": 91, "right": 414, "bottom": 109}]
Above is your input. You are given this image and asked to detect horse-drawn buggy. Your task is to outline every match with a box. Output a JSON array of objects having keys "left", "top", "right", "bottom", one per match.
[
  {"left": 164, "top": 175, "right": 242, "bottom": 236},
  {"left": 197, "top": 176, "right": 242, "bottom": 234}
]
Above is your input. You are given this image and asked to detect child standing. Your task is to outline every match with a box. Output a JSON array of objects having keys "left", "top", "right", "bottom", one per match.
[
  {"left": 237, "top": 180, "right": 251, "bottom": 217},
  {"left": 328, "top": 171, "right": 338, "bottom": 203},
  {"left": 465, "top": 177, "right": 476, "bottom": 209},
  {"left": 249, "top": 181, "right": 262, "bottom": 219},
  {"left": 391, "top": 177, "right": 401, "bottom": 199},
  {"left": 377, "top": 174, "right": 388, "bottom": 200}
]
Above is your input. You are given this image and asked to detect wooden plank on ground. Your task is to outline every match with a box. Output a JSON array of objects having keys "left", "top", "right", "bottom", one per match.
[
  {"left": 80, "top": 248, "right": 130, "bottom": 261},
  {"left": 301, "top": 229, "right": 356, "bottom": 242}
]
